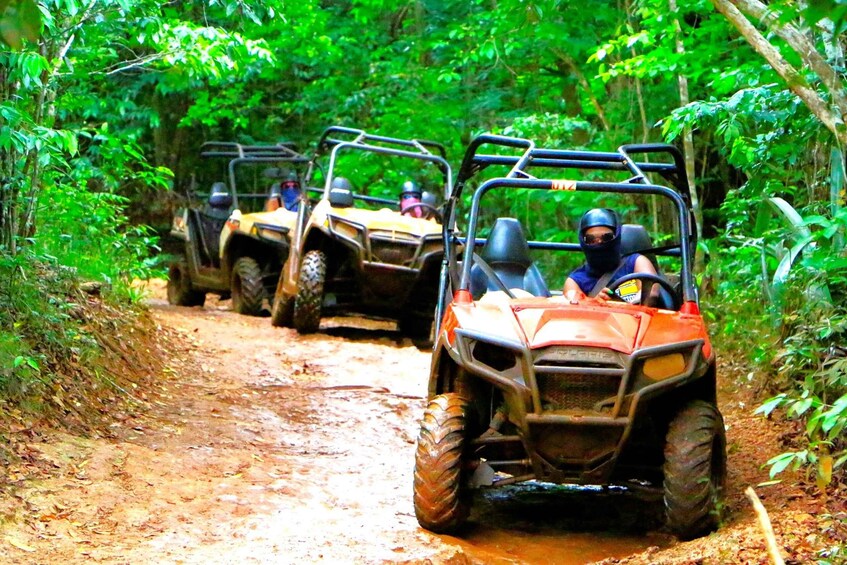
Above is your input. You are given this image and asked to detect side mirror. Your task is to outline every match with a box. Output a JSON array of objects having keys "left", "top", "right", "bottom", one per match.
[{"left": 328, "top": 187, "right": 354, "bottom": 208}]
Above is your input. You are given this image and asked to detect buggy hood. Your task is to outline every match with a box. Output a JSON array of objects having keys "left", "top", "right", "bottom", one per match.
[
  {"left": 453, "top": 296, "right": 708, "bottom": 355},
  {"left": 328, "top": 206, "right": 442, "bottom": 238}
]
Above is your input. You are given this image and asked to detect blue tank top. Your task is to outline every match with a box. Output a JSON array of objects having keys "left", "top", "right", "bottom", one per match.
[{"left": 570, "top": 254, "right": 640, "bottom": 295}]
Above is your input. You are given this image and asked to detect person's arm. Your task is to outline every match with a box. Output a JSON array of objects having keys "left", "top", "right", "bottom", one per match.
[
  {"left": 563, "top": 277, "right": 587, "bottom": 302},
  {"left": 634, "top": 255, "right": 661, "bottom": 304}
]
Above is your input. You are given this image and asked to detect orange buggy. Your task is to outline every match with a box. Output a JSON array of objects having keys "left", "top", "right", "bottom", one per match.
[{"left": 413, "top": 135, "right": 725, "bottom": 541}]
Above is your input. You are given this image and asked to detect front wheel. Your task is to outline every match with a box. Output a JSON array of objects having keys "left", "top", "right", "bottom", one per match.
[
  {"left": 413, "top": 393, "right": 472, "bottom": 533},
  {"left": 664, "top": 399, "right": 727, "bottom": 540},
  {"left": 231, "top": 257, "right": 265, "bottom": 316},
  {"left": 167, "top": 261, "right": 205, "bottom": 307},
  {"left": 292, "top": 250, "right": 327, "bottom": 333}
]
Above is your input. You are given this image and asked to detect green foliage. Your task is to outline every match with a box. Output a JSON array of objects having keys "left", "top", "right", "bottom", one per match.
[{"left": 0, "top": 0, "right": 41, "bottom": 48}]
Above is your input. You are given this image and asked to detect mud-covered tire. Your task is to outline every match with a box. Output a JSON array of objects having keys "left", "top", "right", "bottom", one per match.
[
  {"left": 292, "top": 250, "right": 327, "bottom": 333},
  {"left": 231, "top": 257, "right": 265, "bottom": 316},
  {"left": 167, "top": 261, "right": 205, "bottom": 307},
  {"left": 664, "top": 399, "right": 727, "bottom": 540},
  {"left": 413, "top": 393, "right": 471, "bottom": 533},
  {"left": 270, "top": 291, "right": 294, "bottom": 328}
]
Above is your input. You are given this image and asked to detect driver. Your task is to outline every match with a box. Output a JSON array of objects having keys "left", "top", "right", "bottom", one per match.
[
  {"left": 280, "top": 171, "right": 302, "bottom": 212},
  {"left": 399, "top": 180, "right": 424, "bottom": 218},
  {"left": 564, "top": 208, "right": 658, "bottom": 304}
]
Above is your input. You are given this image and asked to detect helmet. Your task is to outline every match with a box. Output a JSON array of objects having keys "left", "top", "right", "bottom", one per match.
[
  {"left": 282, "top": 171, "right": 300, "bottom": 190},
  {"left": 579, "top": 208, "right": 620, "bottom": 235},
  {"left": 400, "top": 180, "right": 421, "bottom": 199},
  {"left": 331, "top": 177, "right": 353, "bottom": 192}
]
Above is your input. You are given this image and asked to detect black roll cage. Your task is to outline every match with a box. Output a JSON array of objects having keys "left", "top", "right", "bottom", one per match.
[
  {"left": 305, "top": 126, "right": 453, "bottom": 202},
  {"left": 198, "top": 142, "right": 311, "bottom": 209},
  {"left": 436, "top": 134, "right": 699, "bottom": 328}
]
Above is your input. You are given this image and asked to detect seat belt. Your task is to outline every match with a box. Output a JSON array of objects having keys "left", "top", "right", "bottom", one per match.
[
  {"left": 472, "top": 253, "right": 514, "bottom": 297},
  {"left": 589, "top": 257, "right": 628, "bottom": 297}
]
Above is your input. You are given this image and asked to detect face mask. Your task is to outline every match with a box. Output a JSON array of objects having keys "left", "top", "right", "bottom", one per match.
[
  {"left": 580, "top": 226, "right": 622, "bottom": 275},
  {"left": 282, "top": 183, "right": 300, "bottom": 211},
  {"left": 401, "top": 194, "right": 423, "bottom": 217}
]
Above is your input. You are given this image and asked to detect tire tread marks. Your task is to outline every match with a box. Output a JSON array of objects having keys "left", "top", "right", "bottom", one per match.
[
  {"left": 232, "top": 257, "right": 265, "bottom": 316},
  {"left": 664, "top": 400, "right": 727, "bottom": 540},
  {"left": 413, "top": 394, "right": 470, "bottom": 533},
  {"left": 293, "top": 250, "right": 327, "bottom": 333}
]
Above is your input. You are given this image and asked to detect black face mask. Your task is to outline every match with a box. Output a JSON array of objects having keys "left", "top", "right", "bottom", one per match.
[{"left": 580, "top": 227, "right": 622, "bottom": 276}]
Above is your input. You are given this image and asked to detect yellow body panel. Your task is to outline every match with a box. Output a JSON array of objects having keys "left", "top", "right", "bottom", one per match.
[
  {"left": 308, "top": 199, "right": 440, "bottom": 238},
  {"left": 219, "top": 208, "right": 299, "bottom": 259}
]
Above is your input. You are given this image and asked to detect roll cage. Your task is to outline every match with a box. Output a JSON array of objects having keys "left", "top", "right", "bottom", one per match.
[
  {"left": 198, "top": 141, "right": 311, "bottom": 210},
  {"left": 437, "top": 134, "right": 700, "bottom": 331},
  {"left": 304, "top": 126, "right": 453, "bottom": 208}
]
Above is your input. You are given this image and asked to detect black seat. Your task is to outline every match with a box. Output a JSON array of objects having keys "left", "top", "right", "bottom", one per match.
[
  {"left": 470, "top": 218, "right": 551, "bottom": 299},
  {"left": 193, "top": 182, "right": 232, "bottom": 266},
  {"left": 621, "top": 224, "right": 659, "bottom": 271}
]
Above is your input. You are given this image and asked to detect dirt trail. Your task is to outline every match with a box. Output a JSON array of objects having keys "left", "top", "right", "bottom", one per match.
[
  {"left": 0, "top": 288, "right": 677, "bottom": 564},
  {"left": 1, "top": 285, "right": 841, "bottom": 564}
]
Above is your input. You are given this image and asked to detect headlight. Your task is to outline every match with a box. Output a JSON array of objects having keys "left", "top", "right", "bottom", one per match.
[
  {"left": 329, "top": 217, "right": 361, "bottom": 241},
  {"left": 257, "top": 228, "right": 285, "bottom": 242},
  {"left": 640, "top": 352, "right": 686, "bottom": 381}
]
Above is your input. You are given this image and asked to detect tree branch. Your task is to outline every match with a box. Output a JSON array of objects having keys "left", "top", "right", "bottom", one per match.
[
  {"left": 710, "top": 0, "right": 847, "bottom": 145},
  {"left": 553, "top": 49, "right": 610, "bottom": 131},
  {"left": 731, "top": 0, "right": 847, "bottom": 121}
]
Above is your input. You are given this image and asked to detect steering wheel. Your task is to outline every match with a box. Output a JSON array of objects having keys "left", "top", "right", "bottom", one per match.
[
  {"left": 400, "top": 202, "right": 442, "bottom": 223},
  {"left": 606, "top": 273, "right": 680, "bottom": 310}
]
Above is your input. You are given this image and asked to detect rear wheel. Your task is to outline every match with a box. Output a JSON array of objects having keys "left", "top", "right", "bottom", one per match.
[
  {"left": 231, "top": 257, "right": 265, "bottom": 316},
  {"left": 270, "top": 291, "right": 294, "bottom": 328},
  {"left": 413, "top": 393, "right": 471, "bottom": 533},
  {"left": 664, "top": 399, "right": 727, "bottom": 540},
  {"left": 167, "top": 261, "right": 205, "bottom": 307},
  {"left": 293, "top": 250, "right": 327, "bottom": 333}
]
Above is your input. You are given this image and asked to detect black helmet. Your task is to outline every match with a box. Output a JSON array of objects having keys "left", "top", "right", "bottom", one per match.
[
  {"left": 401, "top": 180, "right": 421, "bottom": 198},
  {"left": 579, "top": 208, "right": 620, "bottom": 234},
  {"left": 330, "top": 177, "right": 353, "bottom": 192}
]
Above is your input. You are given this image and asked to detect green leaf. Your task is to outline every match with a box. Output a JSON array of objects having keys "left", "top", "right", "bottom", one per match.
[
  {"left": 756, "top": 394, "right": 786, "bottom": 416},
  {"left": 767, "top": 452, "right": 797, "bottom": 477}
]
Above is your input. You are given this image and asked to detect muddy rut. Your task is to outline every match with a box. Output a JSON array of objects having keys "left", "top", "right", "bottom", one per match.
[{"left": 0, "top": 295, "right": 675, "bottom": 564}]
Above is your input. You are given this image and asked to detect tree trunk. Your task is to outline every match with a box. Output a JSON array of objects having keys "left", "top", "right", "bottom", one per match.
[{"left": 670, "top": 0, "right": 703, "bottom": 262}]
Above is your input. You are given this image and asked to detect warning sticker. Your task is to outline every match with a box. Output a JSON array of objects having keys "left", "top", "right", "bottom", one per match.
[{"left": 615, "top": 280, "right": 640, "bottom": 303}]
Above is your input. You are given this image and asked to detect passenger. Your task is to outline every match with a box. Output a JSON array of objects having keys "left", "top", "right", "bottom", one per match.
[
  {"left": 399, "top": 180, "right": 424, "bottom": 218},
  {"left": 280, "top": 171, "right": 302, "bottom": 212},
  {"left": 264, "top": 171, "right": 301, "bottom": 212},
  {"left": 564, "top": 208, "right": 658, "bottom": 304}
]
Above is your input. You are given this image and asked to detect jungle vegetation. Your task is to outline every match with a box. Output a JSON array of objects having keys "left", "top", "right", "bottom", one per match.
[{"left": 1, "top": 0, "right": 846, "bottom": 488}]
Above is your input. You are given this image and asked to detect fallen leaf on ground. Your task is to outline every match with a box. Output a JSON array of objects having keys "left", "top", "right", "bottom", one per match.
[{"left": 6, "top": 537, "right": 36, "bottom": 552}]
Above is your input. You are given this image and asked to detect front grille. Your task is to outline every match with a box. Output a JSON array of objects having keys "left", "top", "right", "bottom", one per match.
[
  {"left": 536, "top": 372, "right": 621, "bottom": 411},
  {"left": 370, "top": 238, "right": 418, "bottom": 265}
]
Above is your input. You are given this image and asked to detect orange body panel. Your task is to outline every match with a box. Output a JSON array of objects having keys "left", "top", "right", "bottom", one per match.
[{"left": 443, "top": 295, "right": 711, "bottom": 358}]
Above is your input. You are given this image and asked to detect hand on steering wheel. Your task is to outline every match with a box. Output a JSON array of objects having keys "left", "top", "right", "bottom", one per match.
[
  {"left": 606, "top": 273, "right": 680, "bottom": 310},
  {"left": 400, "top": 202, "right": 442, "bottom": 223}
]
